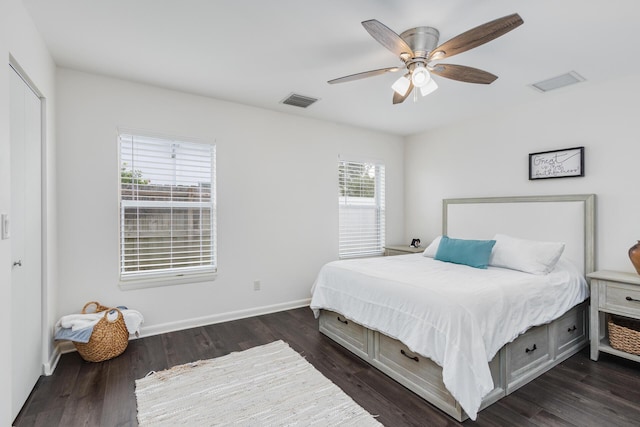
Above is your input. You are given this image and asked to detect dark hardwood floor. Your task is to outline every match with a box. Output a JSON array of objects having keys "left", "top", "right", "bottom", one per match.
[{"left": 14, "top": 307, "right": 640, "bottom": 426}]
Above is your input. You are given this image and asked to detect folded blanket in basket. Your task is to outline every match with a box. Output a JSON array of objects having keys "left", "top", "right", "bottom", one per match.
[
  {"left": 54, "top": 325, "right": 95, "bottom": 343},
  {"left": 55, "top": 308, "right": 144, "bottom": 343}
]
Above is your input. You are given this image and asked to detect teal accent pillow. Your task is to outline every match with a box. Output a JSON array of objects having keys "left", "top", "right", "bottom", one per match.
[{"left": 434, "top": 236, "right": 496, "bottom": 269}]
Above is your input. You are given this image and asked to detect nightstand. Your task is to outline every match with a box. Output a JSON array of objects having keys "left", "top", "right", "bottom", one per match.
[
  {"left": 384, "top": 245, "right": 424, "bottom": 256},
  {"left": 587, "top": 270, "right": 640, "bottom": 362}
]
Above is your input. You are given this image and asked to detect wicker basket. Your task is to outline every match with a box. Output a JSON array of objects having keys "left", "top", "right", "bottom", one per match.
[
  {"left": 74, "top": 306, "right": 129, "bottom": 362},
  {"left": 81, "top": 301, "right": 110, "bottom": 314},
  {"left": 607, "top": 314, "right": 640, "bottom": 356}
]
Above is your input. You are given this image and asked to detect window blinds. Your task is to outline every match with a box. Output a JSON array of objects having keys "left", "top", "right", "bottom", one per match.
[
  {"left": 119, "top": 133, "right": 216, "bottom": 279},
  {"left": 338, "top": 160, "right": 385, "bottom": 258}
]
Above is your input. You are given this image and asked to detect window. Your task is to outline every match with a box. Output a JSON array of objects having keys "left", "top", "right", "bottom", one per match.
[
  {"left": 338, "top": 159, "right": 385, "bottom": 258},
  {"left": 119, "top": 133, "right": 216, "bottom": 284}
]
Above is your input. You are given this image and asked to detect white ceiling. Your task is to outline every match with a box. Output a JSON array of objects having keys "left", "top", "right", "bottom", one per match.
[{"left": 23, "top": 0, "right": 640, "bottom": 136}]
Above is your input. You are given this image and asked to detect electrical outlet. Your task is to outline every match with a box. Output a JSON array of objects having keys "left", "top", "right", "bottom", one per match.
[{"left": 253, "top": 280, "right": 261, "bottom": 291}]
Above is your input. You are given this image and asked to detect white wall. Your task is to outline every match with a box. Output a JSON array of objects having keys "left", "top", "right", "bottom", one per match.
[
  {"left": 405, "top": 75, "right": 640, "bottom": 273},
  {"left": 1, "top": 0, "right": 57, "bottom": 423},
  {"left": 0, "top": 1, "right": 11, "bottom": 423},
  {"left": 56, "top": 68, "right": 404, "bottom": 335}
]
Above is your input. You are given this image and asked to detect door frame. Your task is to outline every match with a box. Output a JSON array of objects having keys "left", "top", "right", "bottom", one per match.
[{"left": 9, "top": 56, "right": 49, "bottom": 409}]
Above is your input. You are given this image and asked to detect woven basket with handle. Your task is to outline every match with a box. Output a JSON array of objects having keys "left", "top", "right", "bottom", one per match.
[
  {"left": 81, "top": 301, "right": 110, "bottom": 314},
  {"left": 74, "top": 304, "right": 129, "bottom": 362},
  {"left": 608, "top": 314, "right": 640, "bottom": 356}
]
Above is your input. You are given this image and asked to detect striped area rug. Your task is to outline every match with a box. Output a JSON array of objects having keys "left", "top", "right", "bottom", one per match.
[{"left": 135, "top": 340, "right": 381, "bottom": 426}]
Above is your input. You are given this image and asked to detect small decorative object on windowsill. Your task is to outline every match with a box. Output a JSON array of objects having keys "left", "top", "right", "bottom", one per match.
[
  {"left": 410, "top": 238, "right": 421, "bottom": 248},
  {"left": 629, "top": 241, "right": 640, "bottom": 275}
]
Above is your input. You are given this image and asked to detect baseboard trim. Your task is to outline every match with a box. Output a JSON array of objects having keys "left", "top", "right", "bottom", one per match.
[
  {"left": 44, "top": 298, "right": 312, "bottom": 375},
  {"left": 139, "top": 298, "right": 311, "bottom": 338},
  {"left": 43, "top": 346, "right": 59, "bottom": 376},
  {"left": 43, "top": 341, "right": 75, "bottom": 376}
]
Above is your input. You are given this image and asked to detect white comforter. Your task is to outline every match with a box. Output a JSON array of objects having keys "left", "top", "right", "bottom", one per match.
[{"left": 309, "top": 254, "right": 588, "bottom": 420}]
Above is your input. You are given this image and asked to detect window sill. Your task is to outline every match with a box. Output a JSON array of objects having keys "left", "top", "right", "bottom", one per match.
[{"left": 119, "top": 271, "right": 217, "bottom": 291}]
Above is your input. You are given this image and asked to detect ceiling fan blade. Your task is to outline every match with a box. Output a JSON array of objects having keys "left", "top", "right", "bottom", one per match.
[
  {"left": 430, "top": 64, "right": 498, "bottom": 84},
  {"left": 328, "top": 66, "right": 401, "bottom": 84},
  {"left": 392, "top": 81, "right": 414, "bottom": 104},
  {"left": 428, "top": 13, "right": 523, "bottom": 61},
  {"left": 362, "top": 19, "right": 414, "bottom": 58}
]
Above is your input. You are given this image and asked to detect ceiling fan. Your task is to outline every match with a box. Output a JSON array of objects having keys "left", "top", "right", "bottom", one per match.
[{"left": 328, "top": 13, "right": 524, "bottom": 104}]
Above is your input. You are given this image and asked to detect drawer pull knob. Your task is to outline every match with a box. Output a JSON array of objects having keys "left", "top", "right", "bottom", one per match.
[
  {"left": 567, "top": 325, "right": 577, "bottom": 333},
  {"left": 400, "top": 349, "right": 419, "bottom": 362},
  {"left": 337, "top": 316, "right": 348, "bottom": 325},
  {"left": 525, "top": 344, "right": 537, "bottom": 354},
  {"left": 625, "top": 296, "right": 640, "bottom": 303}
]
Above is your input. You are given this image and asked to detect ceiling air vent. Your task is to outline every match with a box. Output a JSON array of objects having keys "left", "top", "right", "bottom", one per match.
[
  {"left": 281, "top": 93, "right": 319, "bottom": 108},
  {"left": 530, "top": 71, "right": 585, "bottom": 93}
]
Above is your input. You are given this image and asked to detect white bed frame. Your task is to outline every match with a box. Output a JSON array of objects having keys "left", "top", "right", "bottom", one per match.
[{"left": 319, "top": 194, "right": 595, "bottom": 421}]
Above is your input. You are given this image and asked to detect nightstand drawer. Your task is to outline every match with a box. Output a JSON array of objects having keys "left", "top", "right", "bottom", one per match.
[
  {"left": 602, "top": 282, "right": 640, "bottom": 316},
  {"left": 386, "top": 249, "right": 411, "bottom": 256},
  {"left": 384, "top": 245, "right": 424, "bottom": 256}
]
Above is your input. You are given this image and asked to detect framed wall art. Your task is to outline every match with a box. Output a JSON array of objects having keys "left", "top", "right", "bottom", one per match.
[{"left": 529, "top": 146, "right": 584, "bottom": 180}]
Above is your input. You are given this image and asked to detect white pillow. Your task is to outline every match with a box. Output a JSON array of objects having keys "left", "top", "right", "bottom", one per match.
[
  {"left": 422, "top": 236, "right": 442, "bottom": 257},
  {"left": 490, "top": 234, "right": 565, "bottom": 275}
]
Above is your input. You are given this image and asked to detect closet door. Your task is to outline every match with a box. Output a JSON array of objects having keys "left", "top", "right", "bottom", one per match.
[{"left": 10, "top": 65, "right": 42, "bottom": 420}]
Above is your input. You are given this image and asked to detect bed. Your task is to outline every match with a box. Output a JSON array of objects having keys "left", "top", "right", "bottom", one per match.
[{"left": 310, "top": 194, "right": 595, "bottom": 421}]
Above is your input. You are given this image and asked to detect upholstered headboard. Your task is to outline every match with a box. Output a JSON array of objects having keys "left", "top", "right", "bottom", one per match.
[{"left": 442, "top": 194, "right": 595, "bottom": 275}]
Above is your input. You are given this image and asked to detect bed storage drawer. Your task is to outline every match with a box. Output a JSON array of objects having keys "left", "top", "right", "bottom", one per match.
[
  {"left": 554, "top": 303, "right": 587, "bottom": 356},
  {"left": 317, "top": 303, "right": 586, "bottom": 422},
  {"left": 507, "top": 324, "right": 550, "bottom": 385},
  {"left": 373, "top": 333, "right": 459, "bottom": 411},
  {"left": 318, "top": 310, "right": 369, "bottom": 357},
  {"left": 372, "top": 332, "right": 503, "bottom": 419}
]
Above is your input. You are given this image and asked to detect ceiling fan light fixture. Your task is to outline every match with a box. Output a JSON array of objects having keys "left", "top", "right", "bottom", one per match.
[
  {"left": 411, "top": 65, "right": 431, "bottom": 88},
  {"left": 331, "top": 14, "right": 524, "bottom": 105},
  {"left": 391, "top": 74, "right": 411, "bottom": 96},
  {"left": 419, "top": 78, "right": 438, "bottom": 96}
]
